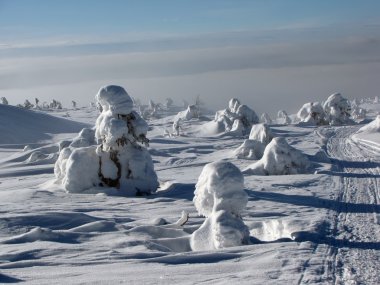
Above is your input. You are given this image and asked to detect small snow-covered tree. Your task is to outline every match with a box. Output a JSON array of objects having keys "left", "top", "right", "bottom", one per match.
[
  {"left": 296, "top": 102, "right": 327, "bottom": 125},
  {"left": 35, "top": 98, "right": 40, "bottom": 106},
  {"left": 191, "top": 161, "right": 250, "bottom": 251},
  {"left": 24, "top": 99, "right": 33, "bottom": 109},
  {"left": 277, "top": 110, "right": 291, "bottom": 125},
  {"left": 165, "top": 98, "right": 174, "bottom": 109},
  {"left": 72, "top": 101, "right": 77, "bottom": 108},
  {"left": 243, "top": 137, "right": 310, "bottom": 175},
  {"left": 260, "top": 113, "right": 272, "bottom": 124},
  {"left": 234, "top": 123, "right": 274, "bottom": 160},
  {"left": 323, "top": 93, "right": 352, "bottom": 125},
  {"left": 214, "top": 98, "right": 259, "bottom": 136},
  {"left": 0, "top": 97, "right": 8, "bottom": 105},
  {"left": 55, "top": 85, "right": 158, "bottom": 195}
]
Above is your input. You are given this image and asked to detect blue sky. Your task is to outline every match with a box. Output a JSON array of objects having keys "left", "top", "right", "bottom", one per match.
[{"left": 1, "top": 0, "right": 380, "bottom": 114}]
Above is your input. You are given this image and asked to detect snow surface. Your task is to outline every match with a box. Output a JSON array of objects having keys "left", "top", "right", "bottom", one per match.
[{"left": 0, "top": 99, "right": 379, "bottom": 284}]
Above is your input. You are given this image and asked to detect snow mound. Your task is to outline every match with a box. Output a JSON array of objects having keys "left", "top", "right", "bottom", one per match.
[
  {"left": 323, "top": 93, "right": 353, "bottom": 125},
  {"left": 0, "top": 104, "right": 89, "bottom": 144},
  {"left": 234, "top": 124, "right": 274, "bottom": 160},
  {"left": 191, "top": 161, "right": 249, "bottom": 251},
  {"left": 243, "top": 137, "right": 311, "bottom": 175},
  {"left": 296, "top": 102, "right": 327, "bottom": 125}
]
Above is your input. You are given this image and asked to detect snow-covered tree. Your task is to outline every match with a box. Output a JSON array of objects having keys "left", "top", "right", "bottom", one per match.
[
  {"left": 24, "top": 99, "right": 33, "bottom": 109},
  {"left": 260, "top": 113, "right": 272, "bottom": 124},
  {"left": 191, "top": 161, "right": 250, "bottom": 251},
  {"left": 243, "top": 137, "right": 310, "bottom": 175},
  {"left": 0, "top": 97, "right": 8, "bottom": 105},
  {"left": 277, "top": 110, "right": 291, "bottom": 125},
  {"left": 165, "top": 98, "right": 174, "bottom": 109},
  {"left": 323, "top": 93, "right": 352, "bottom": 125},
  {"left": 55, "top": 85, "right": 158, "bottom": 195},
  {"left": 214, "top": 98, "right": 259, "bottom": 135},
  {"left": 234, "top": 123, "right": 274, "bottom": 160},
  {"left": 35, "top": 98, "right": 40, "bottom": 107},
  {"left": 296, "top": 102, "right": 327, "bottom": 125},
  {"left": 72, "top": 101, "right": 77, "bottom": 108}
]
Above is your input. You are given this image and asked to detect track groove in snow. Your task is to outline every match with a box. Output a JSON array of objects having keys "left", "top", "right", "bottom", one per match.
[{"left": 326, "top": 127, "right": 380, "bottom": 285}]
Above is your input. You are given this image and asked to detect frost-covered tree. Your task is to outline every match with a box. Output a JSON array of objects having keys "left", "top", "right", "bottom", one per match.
[
  {"left": 55, "top": 85, "right": 158, "bottom": 195},
  {"left": 72, "top": 101, "right": 77, "bottom": 108},
  {"left": 277, "top": 110, "right": 291, "bottom": 125},
  {"left": 323, "top": 93, "right": 352, "bottom": 125},
  {"left": 24, "top": 99, "right": 33, "bottom": 109},
  {"left": 191, "top": 161, "right": 250, "bottom": 251},
  {"left": 35, "top": 98, "right": 40, "bottom": 107},
  {"left": 296, "top": 102, "right": 327, "bottom": 125},
  {"left": 243, "top": 137, "right": 310, "bottom": 175},
  {"left": 214, "top": 98, "right": 259, "bottom": 135},
  {"left": 234, "top": 123, "right": 274, "bottom": 160},
  {"left": 165, "top": 98, "right": 174, "bottom": 109},
  {"left": 0, "top": 97, "right": 8, "bottom": 105},
  {"left": 260, "top": 112, "right": 272, "bottom": 124}
]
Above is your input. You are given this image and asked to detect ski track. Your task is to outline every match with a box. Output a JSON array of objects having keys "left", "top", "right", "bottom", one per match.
[{"left": 326, "top": 127, "right": 380, "bottom": 285}]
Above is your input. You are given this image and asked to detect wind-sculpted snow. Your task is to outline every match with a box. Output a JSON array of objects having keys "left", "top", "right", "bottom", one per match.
[{"left": 0, "top": 104, "right": 89, "bottom": 144}]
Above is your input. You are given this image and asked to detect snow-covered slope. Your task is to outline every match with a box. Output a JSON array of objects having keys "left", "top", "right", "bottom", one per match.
[{"left": 0, "top": 104, "right": 90, "bottom": 144}]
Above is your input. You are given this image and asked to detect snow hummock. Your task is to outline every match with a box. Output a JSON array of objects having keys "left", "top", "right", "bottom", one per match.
[
  {"left": 191, "top": 161, "right": 250, "bottom": 251},
  {"left": 357, "top": 115, "right": 380, "bottom": 133},
  {"left": 296, "top": 102, "right": 327, "bottom": 125},
  {"left": 352, "top": 115, "right": 380, "bottom": 151},
  {"left": 234, "top": 123, "right": 274, "bottom": 159},
  {"left": 55, "top": 85, "right": 158, "bottom": 195},
  {"left": 243, "top": 137, "right": 311, "bottom": 175},
  {"left": 323, "top": 93, "right": 353, "bottom": 125}
]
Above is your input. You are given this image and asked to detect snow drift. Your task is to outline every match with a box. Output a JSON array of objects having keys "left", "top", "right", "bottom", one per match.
[
  {"left": 243, "top": 137, "right": 311, "bottom": 175},
  {"left": 0, "top": 104, "right": 89, "bottom": 144},
  {"left": 191, "top": 161, "right": 250, "bottom": 251}
]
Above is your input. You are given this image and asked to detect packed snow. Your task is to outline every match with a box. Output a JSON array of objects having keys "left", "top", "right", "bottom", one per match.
[{"left": 0, "top": 93, "right": 379, "bottom": 284}]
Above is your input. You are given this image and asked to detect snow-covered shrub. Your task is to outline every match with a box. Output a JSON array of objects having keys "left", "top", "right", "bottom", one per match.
[
  {"left": 1, "top": 97, "right": 8, "bottom": 105},
  {"left": 55, "top": 85, "right": 158, "bottom": 195},
  {"left": 213, "top": 98, "right": 259, "bottom": 135},
  {"left": 277, "top": 110, "right": 291, "bottom": 125},
  {"left": 260, "top": 113, "right": 272, "bottom": 124},
  {"left": 296, "top": 102, "right": 327, "bottom": 125},
  {"left": 234, "top": 124, "right": 274, "bottom": 159},
  {"left": 191, "top": 161, "right": 250, "bottom": 251},
  {"left": 323, "top": 93, "right": 352, "bottom": 125},
  {"left": 243, "top": 137, "right": 311, "bottom": 175}
]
